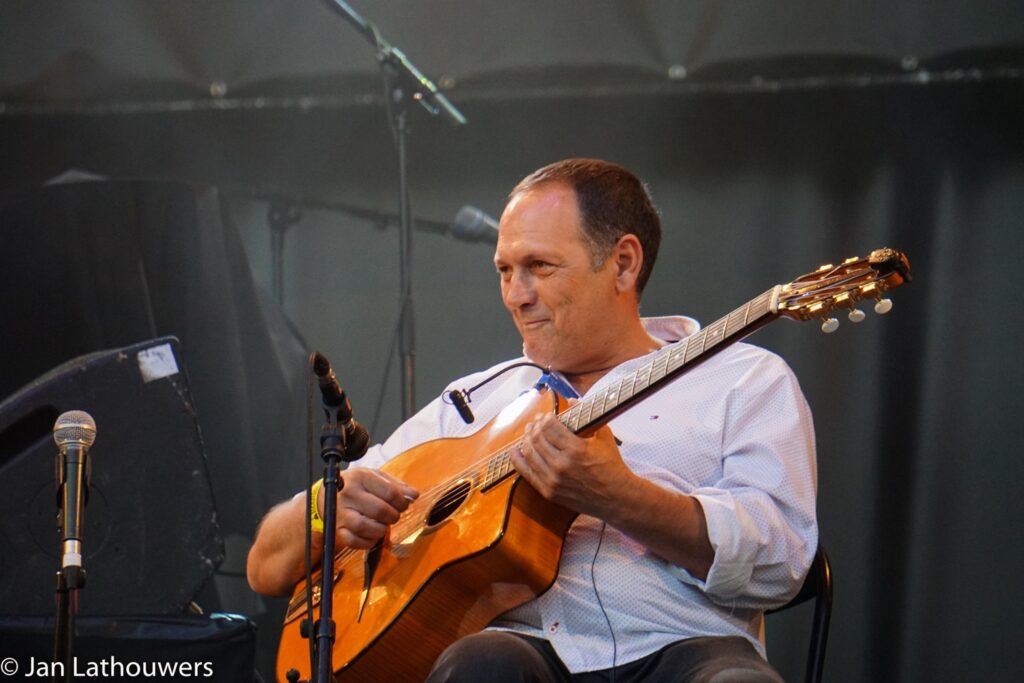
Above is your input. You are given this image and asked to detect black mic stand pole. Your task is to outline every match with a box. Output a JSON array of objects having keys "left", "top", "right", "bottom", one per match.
[
  {"left": 53, "top": 560, "right": 84, "bottom": 683},
  {"left": 312, "top": 403, "right": 346, "bottom": 683},
  {"left": 322, "top": 0, "right": 466, "bottom": 420},
  {"left": 53, "top": 444, "right": 90, "bottom": 683},
  {"left": 393, "top": 87, "right": 415, "bottom": 421}
]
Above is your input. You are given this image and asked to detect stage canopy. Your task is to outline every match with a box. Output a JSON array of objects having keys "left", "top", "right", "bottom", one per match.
[{"left": 3, "top": 0, "right": 1022, "bottom": 113}]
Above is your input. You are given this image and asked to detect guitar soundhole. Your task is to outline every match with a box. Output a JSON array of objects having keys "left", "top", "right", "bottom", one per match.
[{"left": 426, "top": 480, "right": 471, "bottom": 527}]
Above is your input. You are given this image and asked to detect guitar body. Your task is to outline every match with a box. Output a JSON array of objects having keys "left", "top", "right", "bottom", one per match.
[{"left": 277, "top": 387, "right": 578, "bottom": 682}]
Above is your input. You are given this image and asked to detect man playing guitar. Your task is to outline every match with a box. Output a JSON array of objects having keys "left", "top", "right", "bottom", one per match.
[{"left": 247, "top": 159, "right": 817, "bottom": 682}]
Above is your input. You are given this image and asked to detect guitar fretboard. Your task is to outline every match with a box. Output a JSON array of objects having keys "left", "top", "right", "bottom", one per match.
[{"left": 478, "top": 286, "right": 780, "bottom": 490}]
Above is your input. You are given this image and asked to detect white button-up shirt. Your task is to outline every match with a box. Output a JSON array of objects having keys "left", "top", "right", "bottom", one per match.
[{"left": 357, "top": 316, "right": 818, "bottom": 672}]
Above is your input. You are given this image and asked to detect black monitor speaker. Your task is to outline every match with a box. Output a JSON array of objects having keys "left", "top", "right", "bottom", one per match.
[{"left": 0, "top": 336, "right": 224, "bottom": 615}]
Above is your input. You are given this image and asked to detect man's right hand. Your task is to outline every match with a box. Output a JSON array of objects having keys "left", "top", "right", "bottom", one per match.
[
  {"left": 332, "top": 469, "right": 419, "bottom": 549},
  {"left": 246, "top": 468, "right": 418, "bottom": 596}
]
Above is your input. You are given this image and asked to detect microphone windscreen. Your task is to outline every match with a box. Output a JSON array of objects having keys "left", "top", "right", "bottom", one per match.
[
  {"left": 345, "top": 423, "right": 371, "bottom": 461},
  {"left": 452, "top": 206, "right": 499, "bottom": 244},
  {"left": 53, "top": 410, "right": 97, "bottom": 448},
  {"left": 312, "top": 351, "right": 332, "bottom": 378}
]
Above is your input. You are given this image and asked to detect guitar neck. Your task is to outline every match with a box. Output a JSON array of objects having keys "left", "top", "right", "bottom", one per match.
[
  {"left": 480, "top": 286, "right": 782, "bottom": 491},
  {"left": 561, "top": 286, "right": 782, "bottom": 434}
]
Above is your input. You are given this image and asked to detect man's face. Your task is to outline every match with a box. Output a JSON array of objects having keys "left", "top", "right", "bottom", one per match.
[{"left": 494, "top": 183, "right": 620, "bottom": 374}]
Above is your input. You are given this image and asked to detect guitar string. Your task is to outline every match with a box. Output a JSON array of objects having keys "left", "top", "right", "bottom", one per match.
[
  {"left": 390, "top": 365, "right": 649, "bottom": 534},
  {"left": 313, "top": 292, "right": 777, "bottom": 595},
  {"left": 304, "top": 274, "right": 881, "bottom": 608},
  {"left": 410, "top": 282, "right": 834, "bottom": 538},
  {"left": 386, "top": 336, "right": 694, "bottom": 540},
  {"left": 339, "top": 294, "right": 776, "bottom": 552},
  {"left": 386, "top": 316, "right": 751, "bottom": 541},
  {"left": 300, "top": 311, "right": 752, "bottom": 602},
  {"left": 295, "top": 272, "right": 876, "bottom": 612},
  {"left": 346, "top": 294, "right": 775, "bottom": 548},
  {"left": 396, "top": 289, "right": 777, "bottom": 521}
]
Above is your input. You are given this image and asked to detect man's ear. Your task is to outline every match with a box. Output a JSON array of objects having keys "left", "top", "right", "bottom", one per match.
[{"left": 610, "top": 234, "right": 644, "bottom": 295}]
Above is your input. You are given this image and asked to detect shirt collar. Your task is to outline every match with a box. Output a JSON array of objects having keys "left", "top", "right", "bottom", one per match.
[{"left": 532, "top": 315, "right": 701, "bottom": 399}]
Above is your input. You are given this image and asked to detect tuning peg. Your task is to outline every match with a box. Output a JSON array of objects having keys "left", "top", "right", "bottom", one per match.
[
  {"left": 848, "top": 308, "right": 866, "bottom": 323},
  {"left": 821, "top": 317, "right": 840, "bottom": 333},
  {"left": 874, "top": 298, "right": 893, "bottom": 314}
]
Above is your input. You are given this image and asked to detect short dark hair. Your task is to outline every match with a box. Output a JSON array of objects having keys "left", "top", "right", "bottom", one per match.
[{"left": 509, "top": 158, "right": 661, "bottom": 296}]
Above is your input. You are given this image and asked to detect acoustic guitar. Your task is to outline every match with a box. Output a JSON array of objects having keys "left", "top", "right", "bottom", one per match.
[{"left": 278, "top": 248, "right": 911, "bottom": 682}]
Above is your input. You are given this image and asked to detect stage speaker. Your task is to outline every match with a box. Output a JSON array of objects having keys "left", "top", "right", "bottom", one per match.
[
  {"left": 0, "top": 336, "right": 224, "bottom": 615},
  {"left": 0, "top": 614, "right": 255, "bottom": 682}
]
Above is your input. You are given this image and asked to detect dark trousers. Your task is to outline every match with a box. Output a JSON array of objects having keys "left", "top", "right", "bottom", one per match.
[{"left": 426, "top": 631, "right": 785, "bottom": 683}]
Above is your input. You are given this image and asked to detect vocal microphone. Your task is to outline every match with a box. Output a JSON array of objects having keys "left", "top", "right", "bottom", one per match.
[
  {"left": 312, "top": 352, "right": 370, "bottom": 460},
  {"left": 53, "top": 410, "right": 96, "bottom": 572},
  {"left": 453, "top": 205, "right": 499, "bottom": 244}
]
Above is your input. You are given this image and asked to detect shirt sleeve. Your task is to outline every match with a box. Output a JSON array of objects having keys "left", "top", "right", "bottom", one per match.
[
  {"left": 352, "top": 359, "right": 539, "bottom": 470},
  {"left": 352, "top": 394, "right": 451, "bottom": 470},
  {"left": 672, "top": 351, "right": 818, "bottom": 608}
]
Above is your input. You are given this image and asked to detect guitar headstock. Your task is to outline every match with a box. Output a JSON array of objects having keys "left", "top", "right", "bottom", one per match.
[{"left": 776, "top": 248, "right": 911, "bottom": 332}]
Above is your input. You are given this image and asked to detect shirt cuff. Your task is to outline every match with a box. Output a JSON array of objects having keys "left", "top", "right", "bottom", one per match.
[{"left": 667, "top": 492, "right": 758, "bottom": 598}]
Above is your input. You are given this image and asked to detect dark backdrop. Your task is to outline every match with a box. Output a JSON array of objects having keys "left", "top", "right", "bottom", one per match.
[{"left": 2, "top": 3, "right": 1022, "bottom": 681}]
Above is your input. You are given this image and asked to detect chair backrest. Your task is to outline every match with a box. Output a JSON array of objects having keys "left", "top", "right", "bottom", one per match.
[{"left": 766, "top": 545, "right": 833, "bottom": 683}]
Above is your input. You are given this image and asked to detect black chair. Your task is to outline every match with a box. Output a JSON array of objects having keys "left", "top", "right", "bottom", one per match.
[{"left": 767, "top": 545, "right": 833, "bottom": 683}]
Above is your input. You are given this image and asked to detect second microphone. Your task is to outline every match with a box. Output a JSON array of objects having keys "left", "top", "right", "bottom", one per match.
[{"left": 312, "top": 351, "right": 370, "bottom": 461}]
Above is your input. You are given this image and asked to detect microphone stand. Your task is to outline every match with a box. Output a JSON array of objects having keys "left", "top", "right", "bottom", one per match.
[
  {"left": 301, "top": 352, "right": 371, "bottom": 683},
  {"left": 53, "top": 567, "right": 83, "bottom": 683},
  {"left": 322, "top": 0, "right": 466, "bottom": 420},
  {"left": 312, "top": 403, "right": 348, "bottom": 683},
  {"left": 53, "top": 443, "right": 90, "bottom": 683}
]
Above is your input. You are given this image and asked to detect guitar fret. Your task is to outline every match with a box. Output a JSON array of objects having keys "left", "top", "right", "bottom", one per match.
[
  {"left": 685, "top": 331, "right": 705, "bottom": 362},
  {"left": 639, "top": 361, "right": 655, "bottom": 389},
  {"left": 563, "top": 404, "right": 582, "bottom": 432},
  {"left": 623, "top": 370, "right": 638, "bottom": 400},
  {"left": 501, "top": 449, "right": 513, "bottom": 478},
  {"left": 602, "top": 387, "right": 616, "bottom": 414},
  {"left": 704, "top": 320, "right": 724, "bottom": 349},
  {"left": 668, "top": 339, "right": 688, "bottom": 373},
  {"left": 650, "top": 350, "right": 669, "bottom": 382},
  {"left": 726, "top": 307, "right": 746, "bottom": 337},
  {"left": 581, "top": 397, "right": 595, "bottom": 425},
  {"left": 753, "top": 291, "right": 770, "bottom": 318},
  {"left": 616, "top": 375, "right": 632, "bottom": 405},
  {"left": 482, "top": 448, "right": 516, "bottom": 489},
  {"left": 485, "top": 453, "right": 499, "bottom": 487}
]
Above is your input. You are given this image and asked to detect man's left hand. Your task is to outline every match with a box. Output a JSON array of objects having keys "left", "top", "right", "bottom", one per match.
[{"left": 512, "top": 412, "right": 634, "bottom": 518}]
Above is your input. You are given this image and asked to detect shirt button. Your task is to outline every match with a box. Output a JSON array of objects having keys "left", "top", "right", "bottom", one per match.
[{"left": 547, "top": 622, "right": 560, "bottom": 634}]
